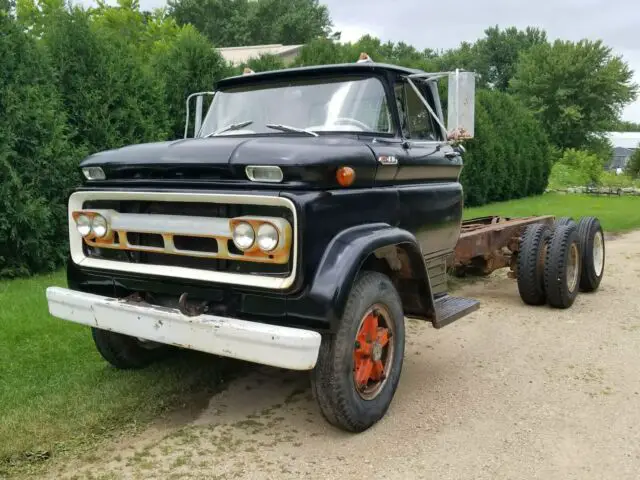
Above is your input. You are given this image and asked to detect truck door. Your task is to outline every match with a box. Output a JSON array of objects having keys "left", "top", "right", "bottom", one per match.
[{"left": 393, "top": 76, "right": 463, "bottom": 258}]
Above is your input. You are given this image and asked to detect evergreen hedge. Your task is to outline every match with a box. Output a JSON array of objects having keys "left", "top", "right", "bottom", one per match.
[{"left": 0, "top": 7, "right": 552, "bottom": 277}]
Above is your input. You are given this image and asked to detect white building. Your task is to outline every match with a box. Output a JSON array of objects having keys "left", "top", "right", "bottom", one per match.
[{"left": 605, "top": 132, "right": 640, "bottom": 171}]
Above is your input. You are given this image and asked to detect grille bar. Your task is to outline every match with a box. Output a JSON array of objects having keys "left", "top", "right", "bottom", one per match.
[{"left": 69, "top": 191, "right": 298, "bottom": 290}]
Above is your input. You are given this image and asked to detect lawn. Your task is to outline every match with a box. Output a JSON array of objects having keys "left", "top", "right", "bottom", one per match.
[
  {"left": 2, "top": 193, "right": 639, "bottom": 476},
  {"left": 464, "top": 193, "right": 640, "bottom": 232},
  {"left": 0, "top": 272, "right": 238, "bottom": 477}
]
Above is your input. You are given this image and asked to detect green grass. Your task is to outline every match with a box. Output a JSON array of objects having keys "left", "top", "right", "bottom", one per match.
[
  {"left": 0, "top": 272, "right": 237, "bottom": 476},
  {"left": 464, "top": 193, "right": 640, "bottom": 232}
]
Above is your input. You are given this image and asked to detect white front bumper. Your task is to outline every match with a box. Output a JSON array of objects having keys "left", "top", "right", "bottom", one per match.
[{"left": 46, "top": 287, "right": 321, "bottom": 370}]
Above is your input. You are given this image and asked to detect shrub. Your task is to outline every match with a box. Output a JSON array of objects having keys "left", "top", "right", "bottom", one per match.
[
  {"left": 599, "top": 172, "right": 635, "bottom": 189},
  {"left": 151, "top": 24, "right": 232, "bottom": 139},
  {"left": 0, "top": 11, "right": 77, "bottom": 277},
  {"left": 626, "top": 146, "right": 640, "bottom": 178},
  {"left": 461, "top": 90, "right": 552, "bottom": 206},
  {"left": 546, "top": 149, "right": 603, "bottom": 189},
  {"left": 547, "top": 163, "right": 590, "bottom": 190},
  {"left": 558, "top": 149, "right": 602, "bottom": 184}
]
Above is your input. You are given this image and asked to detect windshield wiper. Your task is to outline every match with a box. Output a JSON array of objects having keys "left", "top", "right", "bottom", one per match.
[
  {"left": 205, "top": 120, "right": 253, "bottom": 137},
  {"left": 266, "top": 124, "right": 319, "bottom": 137}
]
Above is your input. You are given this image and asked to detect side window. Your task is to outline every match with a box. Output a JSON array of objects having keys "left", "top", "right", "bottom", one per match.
[{"left": 395, "top": 79, "right": 439, "bottom": 141}]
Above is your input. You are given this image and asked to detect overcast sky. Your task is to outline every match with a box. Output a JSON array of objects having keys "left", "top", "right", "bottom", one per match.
[{"left": 81, "top": 0, "right": 640, "bottom": 121}]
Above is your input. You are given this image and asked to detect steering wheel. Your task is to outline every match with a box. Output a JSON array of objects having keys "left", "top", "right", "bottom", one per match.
[{"left": 333, "top": 117, "right": 372, "bottom": 131}]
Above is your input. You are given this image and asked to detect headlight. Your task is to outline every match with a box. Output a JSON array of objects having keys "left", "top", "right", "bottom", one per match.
[
  {"left": 91, "top": 214, "right": 109, "bottom": 238},
  {"left": 256, "top": 223, "right": 279, "bottom": 252},
  {"left": 82, "top": 166, "right": 106, "bottom": 181},
  {"left": 245, "top": 165, "right": 283, "bottom": 183},
  {"left": 76, "top": 214, "right": 92, "bottom": 237},
  {"left": 232, "top": 222, "right": 255, "bottom": 250}
]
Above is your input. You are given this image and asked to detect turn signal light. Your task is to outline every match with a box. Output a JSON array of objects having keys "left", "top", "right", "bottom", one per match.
[{"left": 336, "top": 166, "right": 356, "bottom": 187}]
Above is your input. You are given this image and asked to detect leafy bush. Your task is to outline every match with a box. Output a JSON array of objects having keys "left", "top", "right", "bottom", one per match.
[
  {"left": 0, "top": 10, "right": 77, "bottom": 277},
  {"left": 599, "top": 172, "right": 635, "bottom": 189},
  {"left": 547, "top": 163, "right": 590, "bottom": 190},
  {"left": 151, "top": 24, "right": 232, "bottom": 139},
  {"left": 461, "top": 90, "right": 552, "bottom": 205},
  {"left": 626, "top": 147, "right": 640, "bottom": 178},
  {"left": 547, "top": 149, "right": 603, "bottom": 189}
]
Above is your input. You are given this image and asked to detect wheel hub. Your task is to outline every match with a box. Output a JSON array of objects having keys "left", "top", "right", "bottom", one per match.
[
  {"left": 593, "top": 230, "right": 604, "bottom": 277},
  {"left": 372, "top": 343, "right": 383, "bottom": 361},
  {"left": 353, "top": 306, "right": 394, "bottom": 400},
  {"left": 567, "top": 242, "right": 580, "bottom": 293}
]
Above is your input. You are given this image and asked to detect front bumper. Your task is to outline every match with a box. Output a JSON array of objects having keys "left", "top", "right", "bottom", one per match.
[{"left": 46, "top": 287, "right": 321, "bottom": 370}]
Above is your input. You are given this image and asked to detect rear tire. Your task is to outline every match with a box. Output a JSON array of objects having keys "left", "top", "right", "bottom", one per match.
[
  {"left": 92, "top": 328, "right": 171, "bottom": 369},
  {"left": 517, "top": 224, "right": 552, "bottom": 305},
  {"left": 555, "top": 216, "right": 575, "bottom": 228},
  {"left": 311, "top": 271, "right": 405, "bottom": 432},
  {"left": 544, "top": 225, "right": 581, "bottom": 309},
  {"left": 577, "top": 216, "right": 605, "bottom": 292}
]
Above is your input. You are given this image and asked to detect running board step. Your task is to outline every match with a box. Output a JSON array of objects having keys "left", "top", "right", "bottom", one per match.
[{"left": 433, "top": 295, "right": 480, "bottom": 329}]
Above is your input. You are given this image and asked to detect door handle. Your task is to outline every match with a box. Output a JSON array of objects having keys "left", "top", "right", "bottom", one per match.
[{"left": 445, "top": 151, "right": 461, "bottom": 160}]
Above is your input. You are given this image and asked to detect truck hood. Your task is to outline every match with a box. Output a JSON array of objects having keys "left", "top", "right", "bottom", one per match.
[{"left": 80, "top": 136, "right": 378, "bottom": 187}]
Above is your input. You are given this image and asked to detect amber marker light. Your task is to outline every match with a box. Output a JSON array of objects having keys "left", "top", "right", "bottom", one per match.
[{"left": 336, "top": 166, "right": 356, "bottom": 187}]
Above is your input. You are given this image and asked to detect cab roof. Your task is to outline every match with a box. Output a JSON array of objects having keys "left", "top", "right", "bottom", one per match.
[{"left": 215, "top": 62, "right": 425, "bottom": 90}]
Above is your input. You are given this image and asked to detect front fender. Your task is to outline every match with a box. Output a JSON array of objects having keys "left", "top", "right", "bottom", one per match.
[{"left": 308, "top": 223, "right": 434, "bottom": 328}]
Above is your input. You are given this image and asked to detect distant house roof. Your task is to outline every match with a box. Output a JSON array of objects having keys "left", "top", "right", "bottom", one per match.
[
  {"left": 216, "top": 44, "right": 304, "bottom": 66},
  {"left": 605, "top": 132, "right": 640, "bottom": 149},
  {"left": 607, "top": 145, "right": 636, "bottom": 170}
]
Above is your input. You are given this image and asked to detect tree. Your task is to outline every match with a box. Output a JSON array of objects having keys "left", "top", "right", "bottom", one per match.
[
  {"left": 246, "top": 0, "right": 331, "bottom": 45},
  {"left": 461, "top": 90, "right": 551, "bottom": 205},
  {"left": 614, "top": 120, "right": 640, "bottom": 132},
  {"left": 167, "top": 0, "right": 251, "bottom": 47},
  {"left": 168, "top": 0, "right": 331, "bottom": 47},
  {"left": 0, "top": 8, "right": 77, "bottom": 276},
  {"left": 626, "top": 146, "right": 640, "bottom": 178},
  {"left": 511, "top": 39, "right": 638, "bottom": 150},
  {"left": 151, "top": 25, "right": 232, "bottom": 139},
  {"left": 475, "top": 26, "right": 547, "bottom": 91}
]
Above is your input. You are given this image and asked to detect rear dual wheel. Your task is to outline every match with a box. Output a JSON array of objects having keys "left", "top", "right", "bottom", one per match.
[
  {"left": 577, "top": 216, "right": 605, "bottom": 292},
  {"left": 544, "top": 225, "right": 581, "bottom": 309},
  {"left": 311, "top": 272, "right": 405, "bottom": 432},
  {"left": 516, "top": 216, "right": 605, "bottom": 308}
]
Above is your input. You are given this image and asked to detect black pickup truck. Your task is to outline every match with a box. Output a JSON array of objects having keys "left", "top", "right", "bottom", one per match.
[{"left": 46, "top": 55, "right": 605, "bottom": 432}]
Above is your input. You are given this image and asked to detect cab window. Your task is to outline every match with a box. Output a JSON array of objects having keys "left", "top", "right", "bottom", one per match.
[{"left": 395, "top": 79, "right": 440, "bottom": 141}]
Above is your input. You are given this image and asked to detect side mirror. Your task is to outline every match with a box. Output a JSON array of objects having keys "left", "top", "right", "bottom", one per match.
[
  {"left": 447, "top": 70, "right": 475, "bottom": 140},
  {"left": 184, "top": 92, "right": 215, "bottom": 138}
]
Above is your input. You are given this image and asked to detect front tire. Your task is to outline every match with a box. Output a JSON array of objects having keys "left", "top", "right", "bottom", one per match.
[
  {"left": 311, "top": 271, "right": 405, "bottom": 432},
  {"left": 92, "top": 328, "right": 171, "bottom": 369}
]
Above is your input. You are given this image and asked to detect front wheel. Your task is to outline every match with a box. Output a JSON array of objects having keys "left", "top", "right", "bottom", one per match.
[
  {"left": 311, "top": 271, "right": 405, "bottom": 432},
  {"left": 92, "top": 328, "right": 172, "bottom": 369}
]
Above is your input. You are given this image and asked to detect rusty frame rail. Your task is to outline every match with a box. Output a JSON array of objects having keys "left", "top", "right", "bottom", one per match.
[{"left": 451, "top": 215, "right": 555, "bottom": 276}]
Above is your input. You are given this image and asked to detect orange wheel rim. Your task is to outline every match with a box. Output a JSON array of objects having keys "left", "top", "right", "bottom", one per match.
[{"left": 353, "top": 304, "right": 394, "bottom": 400}]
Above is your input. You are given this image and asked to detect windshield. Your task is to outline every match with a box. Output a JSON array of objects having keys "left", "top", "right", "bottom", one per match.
[{"left": 199, "top": 76, "right": 393, "bottom": 137}]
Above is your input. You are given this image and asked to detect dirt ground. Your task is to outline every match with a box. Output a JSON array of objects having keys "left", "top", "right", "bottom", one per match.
[{"left": 49, "top": 231, "right": 640, "bottom": 480}]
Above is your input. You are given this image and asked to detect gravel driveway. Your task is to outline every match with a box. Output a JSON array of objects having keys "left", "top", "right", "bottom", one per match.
[{"left": 51, "top": 230, "right": 640, "bottom": 480}]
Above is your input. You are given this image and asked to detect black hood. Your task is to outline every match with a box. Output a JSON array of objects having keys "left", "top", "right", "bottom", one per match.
[{"left": 80, "top": 136, "right": 379, "bottom": 188}]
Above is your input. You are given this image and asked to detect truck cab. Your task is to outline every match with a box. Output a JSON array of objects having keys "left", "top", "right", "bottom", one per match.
[{"left": 46, "top": 56, "right": 478, "bottom": 432}]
